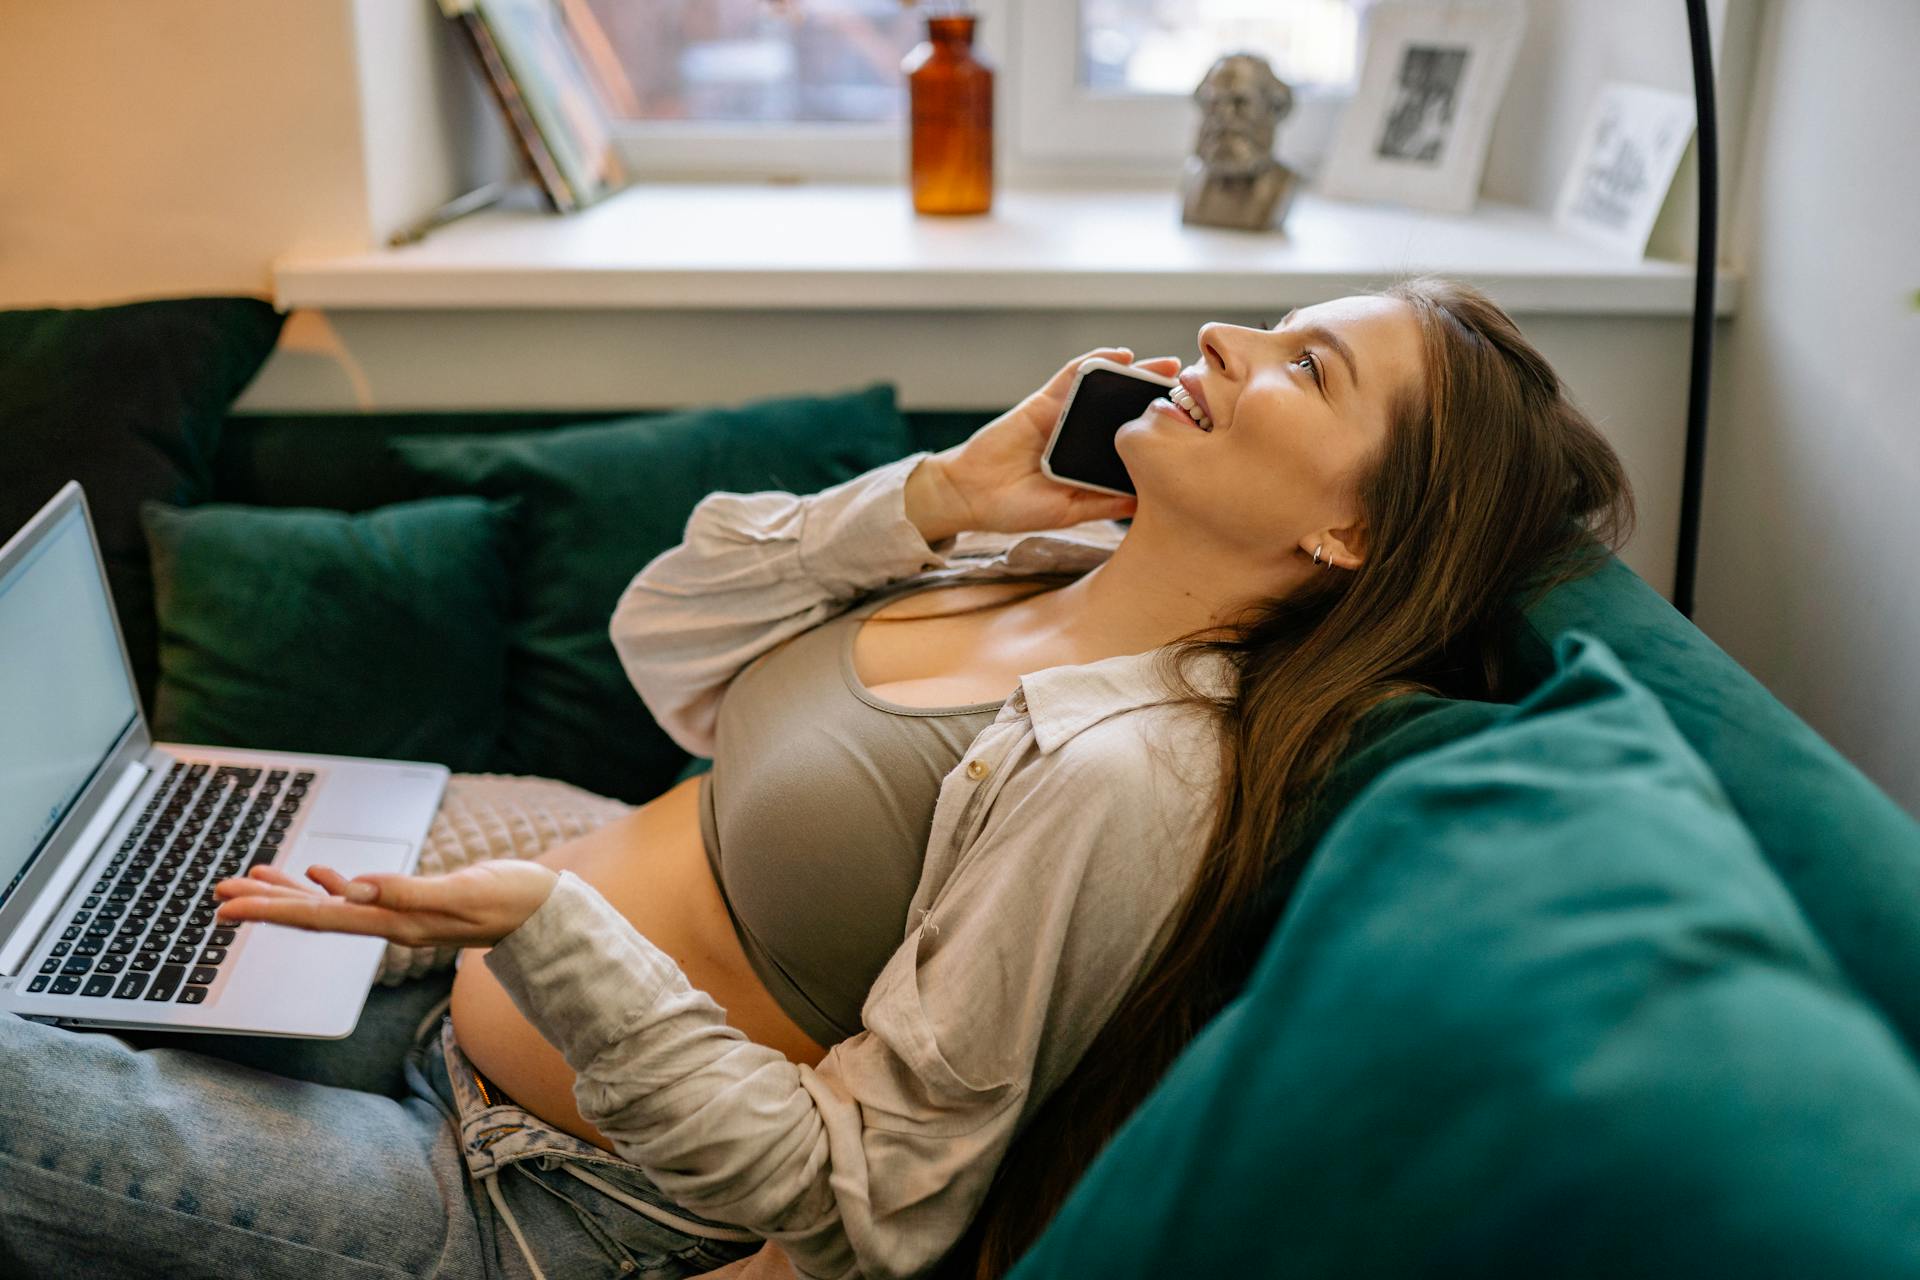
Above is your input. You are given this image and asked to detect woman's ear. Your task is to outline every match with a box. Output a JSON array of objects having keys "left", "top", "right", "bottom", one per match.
[{"left": 1305, "top": 522, "right": 1367, "bottom": 571}]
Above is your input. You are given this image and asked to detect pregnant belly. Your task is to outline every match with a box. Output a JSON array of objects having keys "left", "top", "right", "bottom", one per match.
[{"left": 447, "top": 773, "right": 832, "bottom": 1153}]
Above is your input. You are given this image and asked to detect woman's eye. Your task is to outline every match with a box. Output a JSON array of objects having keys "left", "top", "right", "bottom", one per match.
[{"left": 1295, "top": 352, "right": 1322, "bottom": 386}]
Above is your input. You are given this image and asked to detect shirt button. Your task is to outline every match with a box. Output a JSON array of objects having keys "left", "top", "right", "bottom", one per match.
[
  {"left": 1012, "top": 688, "right": 1027, "bottom": 712},
  {"left": 965, "top": 758, "right": 989, "bottom": 780}
]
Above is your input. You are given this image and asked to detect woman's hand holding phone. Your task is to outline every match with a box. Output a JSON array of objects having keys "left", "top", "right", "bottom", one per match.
[{"left": 905, "top": 348, "right": 1181, "bottom": 542}]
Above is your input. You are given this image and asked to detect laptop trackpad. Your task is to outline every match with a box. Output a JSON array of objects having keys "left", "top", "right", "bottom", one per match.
[{"left": 284, "top": 834, "right": 413, "bottom": 882}]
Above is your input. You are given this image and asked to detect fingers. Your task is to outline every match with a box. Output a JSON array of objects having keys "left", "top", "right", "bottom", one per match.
[
  {"left": 304, "top": 863, "right": 380, "bottom": 903},
  {"left": 245, "top": 862, "right": 381, "bottom": 903},
  {"left": 339, "top": 872, "right": 435, "bottom": 909},
  {"left": 1137, "top": 355, "right": 1181, "bottom": 374},
  {"left": 212, "top": 892, "right": 414, "bottom": 940},
  {"left": 246, "top": 864, "right": 315, "bottom": 891},
  {"left": 215, "top": 869, "right": 321, "bottom": 901},
  {"left": 1076, "top": 492, "right": 1139, "bottom": 521},
  {"left": 1050, "top": 347, "right": 1134, "bottom": 391},
  {"left": 302, "top": 868, "right": 451, "bottom": 912},
  {"left": 209, "top": 865, "right": 428, "bottom": 946},
  {"left": 214, "top": 863, "right": 377, "bottom": 908},
  {"left": 214, "top": 867, "right": 438, "bottom": 942}
]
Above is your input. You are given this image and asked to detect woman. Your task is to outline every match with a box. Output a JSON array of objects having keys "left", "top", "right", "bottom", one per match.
[{"left": 0, "top": 278, "right": 1631, "bottom": 1280}]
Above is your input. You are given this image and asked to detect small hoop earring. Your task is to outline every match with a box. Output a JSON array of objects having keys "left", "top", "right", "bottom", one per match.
[{"left": 1312, "top": 543, "right": 1326, "bottom": 567}]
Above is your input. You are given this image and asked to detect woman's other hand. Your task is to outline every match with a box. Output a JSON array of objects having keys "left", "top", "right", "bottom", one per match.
[
  {"left": 904, "top": 348, "right": 1181, "bottom": 541},
  {"left": 211, "top": 860, "right": 560, "bottom": 949}
]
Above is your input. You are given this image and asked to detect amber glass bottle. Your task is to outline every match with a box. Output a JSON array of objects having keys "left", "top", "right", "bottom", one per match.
[{"left": 901, "top": 14, "right": 994, "bottom": 215}]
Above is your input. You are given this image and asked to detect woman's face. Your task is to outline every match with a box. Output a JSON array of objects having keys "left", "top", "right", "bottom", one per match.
[{"left": 1116, "top": 294, "right": 1425, "bottom": 571}]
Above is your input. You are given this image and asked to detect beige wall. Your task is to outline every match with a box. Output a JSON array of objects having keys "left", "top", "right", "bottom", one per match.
[
  {"left": 0, "top": 0, "right": 502, "bottom": 308},
  {"left": 1695, "top": 0, "right": 1920, "bottom": 817},
  {"left": 0, "top": 1, "right": 366, "bottom": 306}
]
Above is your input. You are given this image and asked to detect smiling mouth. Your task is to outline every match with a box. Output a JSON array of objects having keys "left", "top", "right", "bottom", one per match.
[{"left": 1164, "top": 387, "right": 1214, "bottom": 432}]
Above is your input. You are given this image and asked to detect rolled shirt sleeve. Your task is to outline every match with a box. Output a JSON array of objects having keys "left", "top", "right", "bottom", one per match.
[
  {"left": 609, "top": 451, "right": 955, "bottom": 760},
  {"left": 607, "top": 450, "right": 1126, "bottom": 763}
]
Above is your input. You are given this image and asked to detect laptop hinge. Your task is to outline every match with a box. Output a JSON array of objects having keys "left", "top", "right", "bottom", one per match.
[{"left": 0, "top": 759, "right": 148, "bottom": 976}]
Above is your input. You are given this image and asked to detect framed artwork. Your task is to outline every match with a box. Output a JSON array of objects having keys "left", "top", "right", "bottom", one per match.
[
  {"left": 1317, "top": 1, "right": 1526, "bottom": 215},
  {"left": 1554, "top": 81, "right": 1698, "bottom": 258}
]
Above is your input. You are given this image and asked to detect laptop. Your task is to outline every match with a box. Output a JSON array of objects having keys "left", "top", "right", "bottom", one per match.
[{"left": 0, "top": 482, "right": 447, "bottom": 1038}]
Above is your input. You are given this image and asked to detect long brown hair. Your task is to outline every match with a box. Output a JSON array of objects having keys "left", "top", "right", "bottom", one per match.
[{"left": 876, "top": 277, "right": 1636, "bottom": 1277}]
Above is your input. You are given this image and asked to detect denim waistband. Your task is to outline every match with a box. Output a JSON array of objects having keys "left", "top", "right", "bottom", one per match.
[{"left": 412, "top": 1006, "right": 759, "bottom": 1247}]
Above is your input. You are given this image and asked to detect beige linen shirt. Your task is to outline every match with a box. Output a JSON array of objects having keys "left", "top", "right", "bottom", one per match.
[{"left": 481, "top": 450, "right": 1235, "bottom": 1280}]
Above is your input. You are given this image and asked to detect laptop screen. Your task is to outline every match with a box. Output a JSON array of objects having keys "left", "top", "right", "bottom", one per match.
[{"left": 0, "top": 502, "right": 139, "bottom": 911}]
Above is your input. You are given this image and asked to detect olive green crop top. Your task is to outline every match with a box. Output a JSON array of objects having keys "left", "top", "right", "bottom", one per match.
[{"left": 697, "top": 589, "right": 1005, "bottom": 1047}]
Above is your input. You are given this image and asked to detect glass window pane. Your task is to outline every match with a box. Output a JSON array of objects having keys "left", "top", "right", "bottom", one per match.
[
  {"left": 577, "top": 0, "right": 924, "bottom": 124},
  {"left": 1080, "top": 0, "right": 1359, "bottom": 94}
]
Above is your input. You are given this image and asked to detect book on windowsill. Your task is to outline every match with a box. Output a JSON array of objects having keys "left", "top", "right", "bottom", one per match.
[{"left": 437, "top": 0, "right": 629, "bottom": 215}]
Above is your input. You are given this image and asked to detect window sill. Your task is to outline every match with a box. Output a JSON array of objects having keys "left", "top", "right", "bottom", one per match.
[{"left": 272, "top": 182, "right": 1738, "bottom": 317}]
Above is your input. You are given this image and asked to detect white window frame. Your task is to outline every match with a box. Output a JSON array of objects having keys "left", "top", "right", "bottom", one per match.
[
  {"left": 1010, "top": 0, "right": 1356, "bottom": 182},
  {"left": 606, "top": 0, "right": 1353, "bottom": 185}
]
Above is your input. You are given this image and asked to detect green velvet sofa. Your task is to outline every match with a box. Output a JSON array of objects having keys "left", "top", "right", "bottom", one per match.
[{"left": 8, "top": 298, "right": 1918, "bottom": 1276}]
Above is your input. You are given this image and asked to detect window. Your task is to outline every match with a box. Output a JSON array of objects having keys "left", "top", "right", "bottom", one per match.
[
  {"left": 579, "top": 0, "right": 923, "bottom": 124},
  {"left": 581, "top": 0, "right": 1360, "bottom": 181},
  {"left": 1015, "top": 0, "right": 1362, "bottom": 173},
  {"left": 1078, "top": 0, "right": 1360, "bottom": 94}
]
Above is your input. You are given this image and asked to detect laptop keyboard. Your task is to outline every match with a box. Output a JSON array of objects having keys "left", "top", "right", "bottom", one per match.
[{"left": 22, "top": 759, "right": 316, "bottom": 1005}]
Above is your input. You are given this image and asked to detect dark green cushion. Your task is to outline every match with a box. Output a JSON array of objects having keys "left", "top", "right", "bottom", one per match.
[
  {"left": 0, "top": 298, "right": 286, "bottom": 713},
  {"left": 1518, "top": 557, "right": 1920, "bottom": 1054},
  {"left": 207, "top": 408, "right": 998, "bottom": 513},
  {"left": 390, "top": 383, "right": 913, "bottom": 803},
  {"left": 142, "top": 497, "right": 515, "bottom": 772},
  {"left": 1010, "top": 630, "right": 1920, "bottom": 1279}
]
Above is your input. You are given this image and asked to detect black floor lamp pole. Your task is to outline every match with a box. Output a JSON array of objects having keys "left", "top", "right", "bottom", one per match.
[{"left": 1673, "top": 0, "right": 1720, "bottom": 619}]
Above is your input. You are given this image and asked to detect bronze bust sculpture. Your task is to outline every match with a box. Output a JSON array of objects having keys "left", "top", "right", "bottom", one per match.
[{"left": 1180, "top": 53, "right": 1300, "bottom": 232}]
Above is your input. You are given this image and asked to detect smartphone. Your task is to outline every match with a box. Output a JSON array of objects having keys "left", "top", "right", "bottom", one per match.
[{"left": 1040, "top": 357, "right": 1179, "bottom": 498}]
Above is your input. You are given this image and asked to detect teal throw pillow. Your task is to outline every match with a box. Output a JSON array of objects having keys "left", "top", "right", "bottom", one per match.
[
  {"left": 390, "top": 383, "right": 913, "bottom": 803},
  {"left": 142, "top": 497, "right": 515, "bottom": 772},
  {"left": 0, "top": 298, "right": 286, "bottom": 712},
  {"left": 1008, "top": 631, "right": 1920, "bottom": 1279}
]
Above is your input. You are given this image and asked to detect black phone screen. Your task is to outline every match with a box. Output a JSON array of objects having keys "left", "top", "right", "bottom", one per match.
[{"left": 1045, "top": 368, "right": 1170, "bottom": 497}]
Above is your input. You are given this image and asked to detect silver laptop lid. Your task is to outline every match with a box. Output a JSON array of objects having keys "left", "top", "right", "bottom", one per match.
[{"left": 0, "top": 482, "right": 154, "bottom": 961}]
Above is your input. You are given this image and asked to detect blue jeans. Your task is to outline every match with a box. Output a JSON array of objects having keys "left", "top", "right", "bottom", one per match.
[{"left": 0, "top": 972, "right": 766, "bottom": 1279}]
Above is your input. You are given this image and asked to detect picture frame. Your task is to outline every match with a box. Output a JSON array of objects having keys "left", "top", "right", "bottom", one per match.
[
  {"left": 1554, "top": 81, "right": 1698, "bottom": 258},
  {"left": 1316, "top": 0, "right": 1527, "bottom": 215}
]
